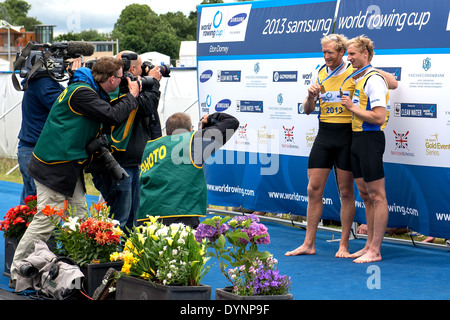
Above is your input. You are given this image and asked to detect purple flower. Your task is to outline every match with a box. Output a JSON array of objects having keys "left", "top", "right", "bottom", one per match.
[
  {"left": 239, "top": 222, "right": 270, "bottom": 245},
  {"left": 195, "top": 220, "right": 229, "bottom": 243}
]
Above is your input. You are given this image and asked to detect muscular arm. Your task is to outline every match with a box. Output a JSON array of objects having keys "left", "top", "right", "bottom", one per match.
[
  {"left": 341, "top": 75, "right": 387, "bottom": 126},
  {"left": 303, "top": 84, "right": 321, "bottom": 114},
  {"left": 376, "top": 69, "right": 398, "bottom": 90},
  {"left": 343, "top": 102, "right": 386, "bottom": 126}
]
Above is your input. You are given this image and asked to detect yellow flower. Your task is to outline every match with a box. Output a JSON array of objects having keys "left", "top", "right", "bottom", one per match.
[
  {"left": 145, "top": 224, "right": 158, "bottom": 236},
  {"left": 148, "top": 215, "right": 160, "bottom": 224},
  {"left": 165, "top": 237, "right": 173, "bottom": 246},
  {"left": 124, "top": 239, "right": 134, "bottom": 251},
  {"left": 121, "top": 262, "right": 131, "bottom": 275},
  {"left": 112, "top": 226, "right": 123, "bottom": 237},
  {"left": 110, "top": 252, "right": 121, "bottom": 262},
  {"left": 137, "top": 233, "right": 146, "bottom": 244}
]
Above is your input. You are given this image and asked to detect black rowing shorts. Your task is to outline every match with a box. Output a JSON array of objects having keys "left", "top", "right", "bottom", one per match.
[
  {"left": 308, "top": 122, "right": 352, "bottom": 171},
  {"left": 351, "top": 131, "right": 386, "bottom": 182}
]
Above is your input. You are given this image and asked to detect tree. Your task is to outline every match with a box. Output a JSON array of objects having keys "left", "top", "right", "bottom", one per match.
[
  {"left": 0, "top": 0, "right": 41, "bottom": 30},
  {"left": 112, "top": 3, "right": 197, "bottom": 59},
  {"left": 54, "top": 29, "right": 110, "bottom": 42},
  {"left": 112, "top": 4, "right": 159, "bottom": 54}
]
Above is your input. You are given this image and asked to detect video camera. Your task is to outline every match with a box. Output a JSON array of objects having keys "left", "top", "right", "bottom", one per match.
[
  {"left": 12, "top": 41, "right": 95, "bottom": 91},
  {"left": 119, "top": 52, "right": 170, "bottom": 94}
]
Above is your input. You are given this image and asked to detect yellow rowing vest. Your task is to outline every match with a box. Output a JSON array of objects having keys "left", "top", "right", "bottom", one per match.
[
  {"left": 351, "top": 70, "right": 390, "bottom": 132},
  {"left": 317, "top": 63, "right": 355, "bottom": 124}
]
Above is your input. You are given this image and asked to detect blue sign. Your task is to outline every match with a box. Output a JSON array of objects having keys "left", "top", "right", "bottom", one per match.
[{"left": 336, "top": 0, "right": 450, "bottom": 51}]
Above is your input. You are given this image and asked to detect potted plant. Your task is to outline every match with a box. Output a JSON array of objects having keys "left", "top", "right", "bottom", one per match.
[
  {"left": 110, "top": 216, "right": 212, "bottom": 300},
  {"left": 44, "top": 201, "right": 124, "bottom": 296},
  {"left": 0, "top": 195, "right": 37, "bottom": 277},
  {"left": 195, "top": 214, "right": 293, "bottom": 300}
]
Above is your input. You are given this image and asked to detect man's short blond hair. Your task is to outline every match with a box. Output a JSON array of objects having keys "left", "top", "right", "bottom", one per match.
[
  {"left": 321, "top": 34, "right": 348, "bottom": 53},
  {"left": 347, "top": 35, "right": 375, "bottom": 62}
]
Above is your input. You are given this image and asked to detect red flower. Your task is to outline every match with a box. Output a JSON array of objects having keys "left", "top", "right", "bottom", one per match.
[{"left": 0, "top": 196, "right": 37, "bottom": 239}]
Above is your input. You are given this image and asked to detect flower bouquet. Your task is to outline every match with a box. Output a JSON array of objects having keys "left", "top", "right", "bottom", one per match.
[
  {"left": 0, "top": 195, "right": 37, "bottom": 240},
  {"left": 195, "top": 214, "right": 291, "bottom": 298},
  {"left": 110, "top": 216, "right": 211, "bottom": 287},
  {"left": 45, "top": 201, "right": 123, "bottom": 266}
]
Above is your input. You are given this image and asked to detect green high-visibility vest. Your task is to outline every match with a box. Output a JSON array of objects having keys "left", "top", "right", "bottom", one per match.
[
  {"left": 137, "top": 131, "right": 207, "bottom": 222},
  {"left": 107, "top": 91, "right": 137, "bottom": 152},
  {"left": 33, "top": 82, "right": 101, "bottom": 165}
]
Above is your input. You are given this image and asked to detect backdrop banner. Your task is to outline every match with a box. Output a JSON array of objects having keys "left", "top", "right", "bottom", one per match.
[{"left": 197, "top": 0, "right": 450, "bottom": 239}]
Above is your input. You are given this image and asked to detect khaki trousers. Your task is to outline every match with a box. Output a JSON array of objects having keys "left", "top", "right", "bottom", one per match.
[{"left": 10, "top": 177, "right": 88, "bottom": 280}]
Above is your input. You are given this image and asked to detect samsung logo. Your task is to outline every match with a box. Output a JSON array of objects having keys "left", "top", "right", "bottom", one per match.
[
  {"left": 228, "top": 13, "right": 247, "bottom": 27},
  {"left": 215, "top": 99, "right": 231, "bottom": 112},
  {"left": 200, "top": 70, "right": 213, "bottom": 83}
]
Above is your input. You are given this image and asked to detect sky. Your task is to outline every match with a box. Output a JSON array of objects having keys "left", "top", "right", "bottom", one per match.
[{"left": 26, "top": 0, "right": 234, "bottom": 35}]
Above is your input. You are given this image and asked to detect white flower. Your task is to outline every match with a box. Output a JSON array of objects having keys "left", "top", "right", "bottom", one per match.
[
  {"left": 62, "top": 216, "right": 79, "bottom": 232},
  {"left": 156, "top": 226, "right": 169, "bottom": 237}
]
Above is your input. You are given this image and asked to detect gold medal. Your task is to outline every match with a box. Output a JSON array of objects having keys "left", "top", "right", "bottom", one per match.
[
  {"left": 320, "top": 85, "right": 326, "bottom": 94},
  {"left": 339, "top": 90, "right": 344, "bottom": 97}
]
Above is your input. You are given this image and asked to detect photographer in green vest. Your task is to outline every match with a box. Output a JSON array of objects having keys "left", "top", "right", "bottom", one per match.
[
  {"left": 137, "top": 112, "right": 239, "bottom": 228},
  {"left": 9, "top": 57, "right": 141, "bottom": 288}
]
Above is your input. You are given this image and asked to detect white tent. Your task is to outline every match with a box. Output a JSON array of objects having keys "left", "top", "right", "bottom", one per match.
[
  {"left": 0, "top": 68, "right": 199, "bottom": 158},
  {"left": 0, "top": 59, "right": 10, "bottom": 71},
  {"left": 140, "top": 51, "right": 170, "bottom": 66},
  {"left": 178, "top": 41, "right": 197, "bottom": 67},
  {"left": 0, "top": 72, "right": 23, "bottom": 157}
]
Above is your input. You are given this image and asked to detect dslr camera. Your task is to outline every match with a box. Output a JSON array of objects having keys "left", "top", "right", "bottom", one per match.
[
  {"left": 119, "top": 52, "right": 170, "bottom": 94},
  {"left": 86, "top": 134, "right": 129, "bottom": 182}
]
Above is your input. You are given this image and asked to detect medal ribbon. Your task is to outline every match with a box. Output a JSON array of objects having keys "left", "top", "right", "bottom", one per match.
[
  {"left": 339, "top": 64, "right": 372, "bottom": 93},
  {"left": 317, "top": 61, "right": 345, "bottom": 85}
]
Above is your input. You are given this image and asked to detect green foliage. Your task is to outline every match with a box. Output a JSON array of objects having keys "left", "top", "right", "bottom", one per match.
[
  {"left": 3, "top": 0, "right": 200, "bottom": 59},
  {"left": 0, "top": 0, "right": 41, "bottom": 30},
  {"left": 112, "top": 219, "right": 211, "bottom": 286},
  {"left": 54, "top": 29, "right": 112, "bottom": 42},
  {"left": 112, "top": 4, "right": 197, "bottom": 59}
]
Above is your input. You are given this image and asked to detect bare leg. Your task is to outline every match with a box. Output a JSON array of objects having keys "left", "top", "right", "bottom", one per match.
[
  {"left": 334, "top": 168, "right": 355, "bottom": 258},
  {"left": 285, "top": 168, "right": 330, "bottom": 256},
  {"left": 353, "top": 178, "right": 388, "bottom": 263},
  {"left": 349, "top": 178, "right": 373, "bottom": 258}
]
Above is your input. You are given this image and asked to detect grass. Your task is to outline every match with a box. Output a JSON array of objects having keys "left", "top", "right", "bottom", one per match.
[{"left": 0, "top": 156, "right": 99, "bottom": 196}]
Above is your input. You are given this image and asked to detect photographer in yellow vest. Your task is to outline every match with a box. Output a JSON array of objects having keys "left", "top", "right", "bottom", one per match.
[
  {"left": 137, "top": 112, "right": 239, "bottom": 228},
  {"left": 9, "top": 57, "right": 141, "bottom": 288}
]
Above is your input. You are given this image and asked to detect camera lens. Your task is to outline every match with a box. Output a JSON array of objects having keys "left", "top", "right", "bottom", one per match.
[{"left": 19, "top": 263, "right": 38, "bottom": 278}]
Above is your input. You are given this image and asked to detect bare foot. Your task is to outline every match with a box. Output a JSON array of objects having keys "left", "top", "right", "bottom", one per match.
[
  {"left": 348, "top": 248, "right": 368, "bottom": 259},
  {"left": 422, "top": 236, "right": 435, "bottom": 243},
  {"left": 353, "top": 251, "right": 382, "bottom": 263},
  {"left": 335, "top": 247, "right": 351, "bottom": 258},
  {"left": 285, "top": 245, "right": 316, "bottom": 256}
]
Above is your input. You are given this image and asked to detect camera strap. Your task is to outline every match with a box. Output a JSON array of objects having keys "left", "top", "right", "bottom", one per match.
[{"left": 12, "top": 42, "right": 53, "bottom": 91}]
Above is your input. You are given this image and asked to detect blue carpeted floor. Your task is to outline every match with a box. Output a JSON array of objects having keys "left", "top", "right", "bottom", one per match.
[{"left": 1, "top": 181, "right": 449, "bottom": 300}]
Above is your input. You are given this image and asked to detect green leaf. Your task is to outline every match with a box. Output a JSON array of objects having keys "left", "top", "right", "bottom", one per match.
[{"left": 216, "top": 234, "right": 226, "bottom": 249}]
